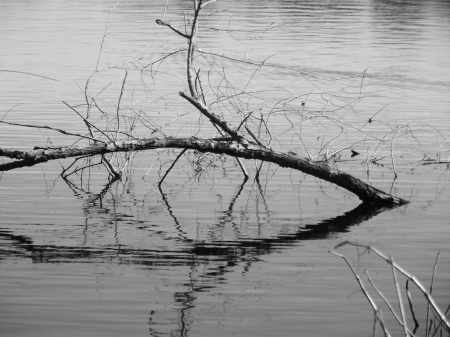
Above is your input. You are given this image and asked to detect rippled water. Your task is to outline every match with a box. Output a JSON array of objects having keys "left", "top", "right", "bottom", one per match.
[{"left": 1, "top": 1, "right": 449, "bottom": 336}]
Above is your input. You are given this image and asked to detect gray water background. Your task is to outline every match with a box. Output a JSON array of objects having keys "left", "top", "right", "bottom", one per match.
[{"left": 1, "top": 1, "right": 449, "bottom": 336}]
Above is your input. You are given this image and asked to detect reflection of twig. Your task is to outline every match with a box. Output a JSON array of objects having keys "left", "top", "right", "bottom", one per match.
[
  {"left": 61, "top": 155, "right": 98, "bottom": 178},
  {"left": 158, "top": 184, "right": 191, "bottom": 242}
]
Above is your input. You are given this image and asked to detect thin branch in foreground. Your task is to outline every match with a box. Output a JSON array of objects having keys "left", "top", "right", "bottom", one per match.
[
  {"left": 406, "top": 280, "right": 420, "bottom": 333},
  {"left": 334, "top": 241, "right": 450, "bottom": 331},
  {"left": 329, "top": 250, "right": 391, "bottom": 337},
  {"left": 426, "top": 252, "right": 441, "bottom": 337},
  {"left": 365, "top": 270, "right": 416, "bottom": 336},
  {"left": 390, "top": 255, "right": 408, "bottom": 337}
]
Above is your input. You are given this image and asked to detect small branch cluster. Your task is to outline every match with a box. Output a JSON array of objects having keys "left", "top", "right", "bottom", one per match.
[
  {"left": 331, "top": 241, "right": 450, "bottom": 337},
  {"left": 0, "top": 0, "right": 419, "bottom": 206}
]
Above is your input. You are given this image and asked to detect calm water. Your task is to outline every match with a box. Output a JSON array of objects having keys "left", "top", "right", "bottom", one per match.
[{"left": 1, "top": 1, "right": 449, "bottom": 336}]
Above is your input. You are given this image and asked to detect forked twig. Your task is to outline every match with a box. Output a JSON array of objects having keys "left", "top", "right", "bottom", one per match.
[
  {"left": 329, "top": 250, "right": 391, "bottom": 337},
  {"left": 365, "top": 270, "right": 416, "bottom": 336},
  {"left": 62, "top": 101, "right": 112, "bottom": 141},
  {"left": 334, "top": 241, "right": 450, "bottom": 331}
]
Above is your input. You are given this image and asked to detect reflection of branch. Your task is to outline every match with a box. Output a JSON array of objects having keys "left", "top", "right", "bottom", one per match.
[
  {"left": 213, "top": 176, "right": 249, "bottom": 238},
  {"left": 62, "top": 156, "right": 100, "bottom": 178},
  {"left": 62, "top": 168, "right": 120, "bottom": 204},
  {"left": 0, "top": 157, "right": 48, "bottom": 171},
  {"left": 158, "top": 184, "right": 192, "bottom": 243},
  {"left": 1, "top": 192, "right": 399, "bottom": 337}
]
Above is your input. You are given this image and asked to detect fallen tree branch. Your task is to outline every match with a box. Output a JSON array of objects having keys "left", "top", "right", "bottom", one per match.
[{"left": 0, "top": 136, "right": 408, "bottom": 205}]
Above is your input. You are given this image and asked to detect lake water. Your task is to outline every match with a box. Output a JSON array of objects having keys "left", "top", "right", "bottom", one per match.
[{"left": 1, "top": 1, "right": 449, "bottom": 336}]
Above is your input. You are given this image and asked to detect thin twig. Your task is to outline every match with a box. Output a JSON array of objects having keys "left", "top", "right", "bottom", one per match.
[
  {"left": 156, "top": 19, "right": 190, "bottom": 39},
  {"left": 0, "top": 120, "right": 103, "bottom": 143},
  {"left": 162, "top": 0, "right": 169, "bottom": 20},
  {"left": 96, "top": 0, "right": 121, "bottom": 71},
  {"left": 200, "top": 0, "right": 216, "bottom": 8},
  {"left": 330, "top": 251, "right": 391, "bottom": 337},
  {"left": 245, "top": 126, "right": 264, "bottom": 147},
  {"left": 0, "top": 69, "right": 59, "bottom": 82},
  {"left": 158, "top": 148, "right": 187, "bottom": 186},
  {"left": 406, "top": 280, "right": 420, "bottom": 333},
  {"left": 236, "top": 158, "right": 248, "bottom": 179},
  {"left": 426, "top": 252, "right": 441, "bottom": 337},
  {"left": 365, "top": 270, "right": 406, "bottom": 331},
  {"left": 62, "top": 101, "right": 112, "bottom": 141},
  {"left": 102, "top": 155, "right": 122, "bottom": 179},
  {"left": 115, "top": 70, "right": 128, "bottom": 140},
  {"left": 335, "top": 241, "right": 450, "bottom": 330},
  {"left": 1, "top": 103, "right": 22, "bottom": 122},
  {"left": 237, "top": 111, "right": 255, "bottom": 131},
  {"left": 390, "top": 255, "right": 408, "bottom": 337}
]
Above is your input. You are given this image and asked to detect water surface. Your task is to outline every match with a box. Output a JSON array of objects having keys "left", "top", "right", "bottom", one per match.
[{"left": 1, "top": 1, "right": 449, "bottom": 336}]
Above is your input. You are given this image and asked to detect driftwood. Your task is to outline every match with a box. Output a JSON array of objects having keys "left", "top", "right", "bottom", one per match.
[
  {"left": 0, "top": 0, "right": 408, "bottom": 206},
  {"left": 0, "top": 136, "right": 407, "bottom": 205}
]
